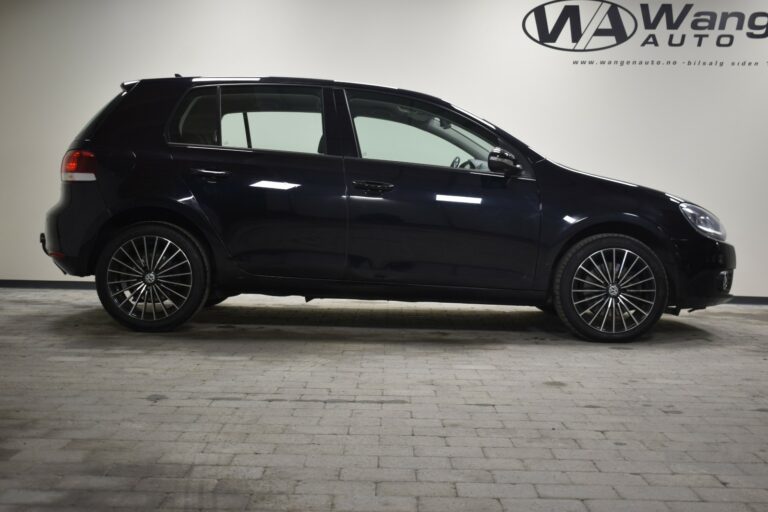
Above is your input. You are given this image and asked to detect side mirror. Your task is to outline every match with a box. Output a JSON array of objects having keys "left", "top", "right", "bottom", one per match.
[{"left": 488, "top": 147, "right": 523, "bottom": 177}]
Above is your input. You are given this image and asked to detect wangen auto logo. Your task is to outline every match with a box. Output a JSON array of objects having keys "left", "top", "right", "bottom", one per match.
[
  {"left": 524, "top": 1, "right": 768, "bottom": 51},
  {"left": 523, "top": 0, "right": 638, "bottom": 51}
]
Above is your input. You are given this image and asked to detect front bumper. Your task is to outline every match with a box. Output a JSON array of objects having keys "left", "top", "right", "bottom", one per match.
[{"left": 670, "top": 237, "right": 736, "bottom": 309}]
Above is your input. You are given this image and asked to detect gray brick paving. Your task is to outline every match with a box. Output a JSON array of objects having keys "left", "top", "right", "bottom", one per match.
[{"left": 0, "top": 289, "right": 767, "bottom": 511}]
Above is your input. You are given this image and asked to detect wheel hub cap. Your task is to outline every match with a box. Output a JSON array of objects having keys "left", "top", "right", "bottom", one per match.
[
  {"left": 607, "top": 283, "right": 620, "bottom": 297},
  {"left": 143, "top": 272, "right": 156, "bottom": 285}
]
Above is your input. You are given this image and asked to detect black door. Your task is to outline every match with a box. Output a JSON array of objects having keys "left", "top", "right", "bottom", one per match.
[
  {"left": 340, "top": 88, "right": 540, "bottom": 290},
  {"left": 167, "top": 84, "right": 347, "bottom": 280}
]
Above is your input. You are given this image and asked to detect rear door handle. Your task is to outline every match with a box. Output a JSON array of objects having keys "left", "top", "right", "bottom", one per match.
[
  {"left": 190, "top": 168, "right": 230, "bottom": 181},
  {"left": 352, "top": 180, "right": 395, "bottom": 195}
]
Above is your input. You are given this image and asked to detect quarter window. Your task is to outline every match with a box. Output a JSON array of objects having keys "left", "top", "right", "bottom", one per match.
[
  {"left": 167, "top": 88, "right": 220, "bottom": 145},
  {"left": 346, "top": 90, "right": 496, "bottom": 170}
]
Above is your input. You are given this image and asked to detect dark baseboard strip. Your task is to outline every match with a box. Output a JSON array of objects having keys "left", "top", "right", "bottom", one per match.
[
  {"left": 1, "top": 280, "right": 767, "bottom": 305},
  {"left": 729, "top": 296, "right": 768, "bottom": 305},
  {"left": 0, "top": 279, "right": 95, "bottom": 290}
]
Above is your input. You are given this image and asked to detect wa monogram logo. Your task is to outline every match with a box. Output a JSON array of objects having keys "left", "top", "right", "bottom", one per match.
[{"left": 523, "top": 0, "right": 637, "bottom": 51}]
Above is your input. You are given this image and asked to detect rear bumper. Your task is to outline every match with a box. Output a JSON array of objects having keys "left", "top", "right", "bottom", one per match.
[
  {"left": 43, "top": 183, "right": 109, "bottom": 276},
  {"left": 39, "top": 232, "right": 79, "bottom": 275},
  {"left": 669, "top": 237, "right": 736, "bottom": 309}
]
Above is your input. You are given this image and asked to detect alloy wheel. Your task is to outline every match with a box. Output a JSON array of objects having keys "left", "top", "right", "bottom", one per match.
[
  {"left": 570, "top": 248, "right": 657, "bottom": 334},
  {"left": 105, "top": 236, "right": 193, "bottom": 320}
]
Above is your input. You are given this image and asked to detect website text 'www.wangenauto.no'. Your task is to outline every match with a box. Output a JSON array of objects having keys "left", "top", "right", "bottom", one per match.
[{"left": 572, "top": 59, "right": 764, "bottom": 67}]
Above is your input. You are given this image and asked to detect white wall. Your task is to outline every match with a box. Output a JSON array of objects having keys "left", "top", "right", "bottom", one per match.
[{"left": 1, "top": 0, "right": 766, "bottom": 295}]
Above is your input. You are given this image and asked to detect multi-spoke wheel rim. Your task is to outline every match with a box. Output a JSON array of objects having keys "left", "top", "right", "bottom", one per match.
[
  {"left": 571, "top": 248, "right": 657, "bottom": 334},
  {"left": 106, "top": 236, "right": 192, "bottom": 321}
]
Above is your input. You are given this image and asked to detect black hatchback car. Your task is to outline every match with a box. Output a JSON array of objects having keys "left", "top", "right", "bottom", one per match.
[{"left": 43, "top": 76, "right": 735, "bottom": 341}]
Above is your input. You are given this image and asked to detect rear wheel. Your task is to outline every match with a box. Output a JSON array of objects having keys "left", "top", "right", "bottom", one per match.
[
  {"left": 95, "top": 223, "right": 209, "bottom": 331},
  {"left": 553, "top": 234, "right": 667, "bottom": 342}
]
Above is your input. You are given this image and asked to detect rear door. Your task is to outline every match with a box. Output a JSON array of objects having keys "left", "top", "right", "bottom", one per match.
[{"left": 167, "top": 84, "right": 347, "bottom": 280}]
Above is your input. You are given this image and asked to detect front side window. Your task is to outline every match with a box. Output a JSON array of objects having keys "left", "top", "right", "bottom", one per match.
[
  {"left": 220, "top": 86, "right": 324, "bottom": 154},
  {"left": 346, "top": 90, "right": 496, "bottom": 170}
]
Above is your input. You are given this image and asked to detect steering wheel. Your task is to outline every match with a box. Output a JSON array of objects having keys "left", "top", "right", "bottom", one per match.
[
  {"left": 459, "top": 159, "right": 476, "bottom": 170},
  {"left": 450, "top": 156, "right": 461, "bottom": 168}
]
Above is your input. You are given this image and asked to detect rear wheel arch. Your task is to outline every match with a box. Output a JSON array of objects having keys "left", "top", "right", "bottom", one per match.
[
  {"left": 88, "top": 207, "right": 220, "bottom": 280},
  {"left": 94, "top": 221, "right": 210, "bottom": 331}
]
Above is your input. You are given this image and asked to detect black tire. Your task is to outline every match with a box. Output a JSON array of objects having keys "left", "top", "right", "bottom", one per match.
[
  {"left": 95, "top": 223, "right": 209, "bottom": 332},
  {"left": 553, "top": 234, "right": 667, "bottom": 342}
]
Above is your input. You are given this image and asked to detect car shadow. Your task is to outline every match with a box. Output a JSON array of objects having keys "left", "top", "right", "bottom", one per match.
[{"left": 39, "top": 301, "right": 715, "bottom": 351}]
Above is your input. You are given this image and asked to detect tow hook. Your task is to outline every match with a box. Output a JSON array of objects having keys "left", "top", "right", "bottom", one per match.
[
  {"left": 40, "top": 233, "right": 64, "bottom": 260},
  {"left": 39, "top": 233, "right": 49, "bottom": 255}
]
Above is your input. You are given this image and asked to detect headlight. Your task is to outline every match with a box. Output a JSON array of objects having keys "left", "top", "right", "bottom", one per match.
[{"left": 679, "top": 203, "right": 726, "bottom": 242}]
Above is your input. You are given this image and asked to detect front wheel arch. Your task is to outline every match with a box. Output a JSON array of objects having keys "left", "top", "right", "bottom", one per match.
[{"left": 544, "top": 221, "right": 676, "bottom": 306}]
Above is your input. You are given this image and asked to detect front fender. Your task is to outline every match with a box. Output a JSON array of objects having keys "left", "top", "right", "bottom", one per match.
[{"left": 533, "top": 160, "right": 681, "bottom": 291}]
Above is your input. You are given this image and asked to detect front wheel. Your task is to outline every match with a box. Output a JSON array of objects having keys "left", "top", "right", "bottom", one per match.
[
  {"left": 95, "top": 223, "right": 209, "bottom": 331},
  {"left": 553, "top": 234, "right": 667, "bottom": 342}
]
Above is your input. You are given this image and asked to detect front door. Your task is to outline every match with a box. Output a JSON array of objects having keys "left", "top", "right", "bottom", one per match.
[
  {"left": 168, "top": 84, "right": 347, "bottom": 280},
  {"left": 341, "top": 88, "right": 540, "bottom": 290}
]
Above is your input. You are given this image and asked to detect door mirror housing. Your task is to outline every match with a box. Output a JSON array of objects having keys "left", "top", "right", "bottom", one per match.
[{"left": 488, "top": 147, "right": 523, "bottom": 177}]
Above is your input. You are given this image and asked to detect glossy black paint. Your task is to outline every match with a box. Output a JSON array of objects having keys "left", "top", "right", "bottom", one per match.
[
  {"left": 174, "top": 146, "right": 348, "bottom": 280},
  {"left": 344, "top": 157, "right": 540, "bottom": 290},
  {"left": 45, "top": 76, "right": 735, "bottom": 310}
]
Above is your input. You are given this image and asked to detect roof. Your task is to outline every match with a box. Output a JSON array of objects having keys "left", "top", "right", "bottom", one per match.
[{"left": 124, "top": 75, "right": 452, "bottom": 108}]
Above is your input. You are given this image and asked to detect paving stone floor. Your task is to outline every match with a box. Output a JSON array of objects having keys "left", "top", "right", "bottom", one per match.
[{"left": 0, "top": 288, "right": 767, "bottom": 511}]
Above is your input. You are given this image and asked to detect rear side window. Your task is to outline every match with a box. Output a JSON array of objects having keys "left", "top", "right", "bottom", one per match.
[
  {"left": 167, "top": 85, "right": 324, "bottom": 155},
  {"left": 220, "top": 86, "right": 324, "bottom": 154},
  {"left": 167, "top": 88, "right": 220, "bottom": 145}
]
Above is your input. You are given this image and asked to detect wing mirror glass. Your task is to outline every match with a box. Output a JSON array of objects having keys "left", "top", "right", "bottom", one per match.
[{"left": 488, "top": 147, "right": 523, "bottom": 177}]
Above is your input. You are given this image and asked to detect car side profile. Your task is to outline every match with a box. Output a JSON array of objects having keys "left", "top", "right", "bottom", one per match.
[{"left": 42, "top": 76, "right": 735, "bottom": 341}]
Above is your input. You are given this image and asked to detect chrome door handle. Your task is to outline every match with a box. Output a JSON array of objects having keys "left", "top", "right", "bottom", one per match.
[
  {"left": 190, "top": 168, "right": 230, "bottom": 181},
  {"left": 352, "top": 180, "right": 395, "bottom": 194}
]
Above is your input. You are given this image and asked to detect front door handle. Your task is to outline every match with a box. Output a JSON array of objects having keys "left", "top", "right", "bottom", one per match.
[
  {"left": 352, "top": 180, "right": 395, "bottom": 196},
  {"left": 190, "top": 168, "right": 230, "bottom": 181}
]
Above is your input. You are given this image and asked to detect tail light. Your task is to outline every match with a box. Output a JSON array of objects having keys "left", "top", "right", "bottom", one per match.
[{"left": 61, "top": 149, "right": 97, "bottom": 182}]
